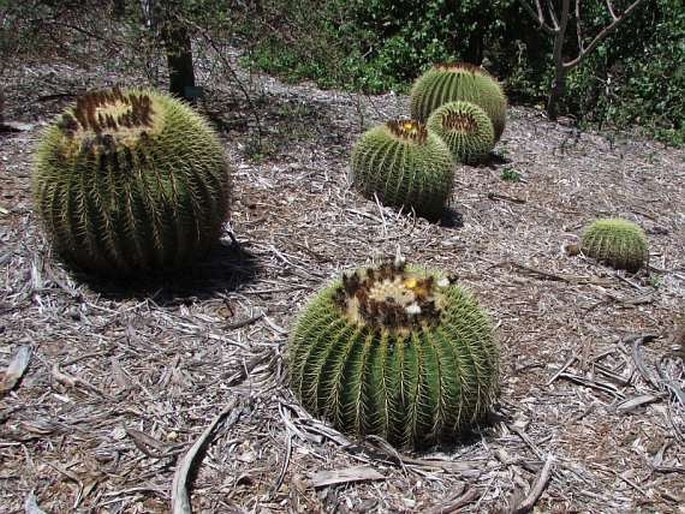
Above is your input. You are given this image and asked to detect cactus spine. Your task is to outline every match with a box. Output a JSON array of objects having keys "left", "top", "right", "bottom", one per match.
[
  {"left": 288, "top": 261, "right": 499, "bottom": 449},
  {"left": 33, "top": 88, "right": 231, "bottom": 276},
  {"left": 427, "top": 101, "right": 495, "bottom": 163},
  {"left": 350, "top": 120, "right": 454, "bottom": 221},
  {"left": 581, "top": 218, "right": 649, "bottom": 272},
  {"left": 410, "top": 63, "right": 507, "bottom": 142}
]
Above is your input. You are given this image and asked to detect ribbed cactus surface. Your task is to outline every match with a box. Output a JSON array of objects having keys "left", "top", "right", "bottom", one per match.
[
  {"left": 288, "top": 261, "right": 499, "bottom": 448},
  {"left": 33, "top": 88, "right": 231, "bottom": 276},
  {"left": 350, "top": 120, "right": 454, "bottom": 221},
  {"left": 581, "top": 218, "right": 649, "bottom": 272},
  {"left": 427, "top": 101, "right": 495, "bottom": 163},
  {"left": 410, "top": 63, "right": 507, "bottom": 141}
]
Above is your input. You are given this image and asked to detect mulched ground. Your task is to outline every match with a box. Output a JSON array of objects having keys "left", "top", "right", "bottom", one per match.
[{"left": 1, "top": 42, "right": 684, "bottom": 514}]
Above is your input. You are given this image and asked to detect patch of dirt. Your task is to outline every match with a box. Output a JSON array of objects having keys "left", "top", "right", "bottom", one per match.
[{"left": 1, "top": 45, "right": 684, "bottom": 514}]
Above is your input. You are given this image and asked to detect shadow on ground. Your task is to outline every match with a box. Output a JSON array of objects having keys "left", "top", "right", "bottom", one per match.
[{"left": 77, "top": 239, "right": 260, "bottom": 304}]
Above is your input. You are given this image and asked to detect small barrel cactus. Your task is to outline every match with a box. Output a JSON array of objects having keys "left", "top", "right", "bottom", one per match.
[
  {"left": 33, "top": 87, "right": 231, "bottom": 276},
  {"left": 581, "top": 218, "right": 649, "bottom": 272},
  {"left": 410, "top": 63, "right": 507, "bottom": 142},
  {"left": 350, "top": 120, "right": 454, "bottom": 221},
  {"left": 288, "top": 260, "right": 499, "bottom": 449},
  {"left": 427, "top": 101, "right": 495, "bottom": 163}
]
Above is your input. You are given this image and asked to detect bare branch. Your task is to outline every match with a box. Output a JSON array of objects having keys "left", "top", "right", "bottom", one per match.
[
  {"left": 547, "top": 0, "right": 560, "bottom": 30},
  {"left": 576, "top": 1, "right": 584, "bottom": 52},
  {"left": 605, "top": 0, "right": 618, "bottom": 21},
  {"left": 564, "top": 0, "right": 648, "bottom": 69},
  {"left": 519, "top": 0, "right": 555, "bottom": 34}
]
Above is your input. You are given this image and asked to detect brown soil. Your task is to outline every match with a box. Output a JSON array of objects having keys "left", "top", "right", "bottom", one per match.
[{"left": 1, "top": 47, "right": 684, "bottom": 514}]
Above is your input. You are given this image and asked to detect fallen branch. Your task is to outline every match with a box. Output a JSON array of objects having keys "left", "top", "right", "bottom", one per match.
[
  {"left": 171, "top": 398, "right": 242, "bottom": 514},
  {"left": 628, "top": 334, "right": 659, "bottom": 389},
  {"left": 487, "top": 192, "right": 526, "bottom": 204},
  {"left": 509, "top": 454, "right": 555, "bottom": 514},
  {"left": 427, "top": 487, "right": 480, "bottom": 514}
]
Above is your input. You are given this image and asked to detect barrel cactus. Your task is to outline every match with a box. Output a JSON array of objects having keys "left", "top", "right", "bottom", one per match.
[
  {"left": 288, "top": 260, "right": 499, "bottom": 449},
  {"left": 581, "top": 218, "right": 649, "bottom": 272},
  {"left": 33, "top": 87, "right": 231, "bottom": 276},
  {"left": 427, "top": 101, "right": 495, "bottom": 164},
  {"left": 410, "top": 63, "right": 507, "bottom": 141},
  {"left": 350, "top": 120, "right": 454, "bottom": 221}
]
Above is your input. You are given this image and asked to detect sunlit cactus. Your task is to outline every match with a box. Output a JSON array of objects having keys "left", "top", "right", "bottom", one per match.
[
  {"left": 288, "top": 260, "right": 499, "bottom": 448},
  {"left": 427, "top": 101, "right": 495, "bottom": 163},
  {"left": 410, "top": 63, "right": 507, "bottom": 141},
  {"left": 33, "top": 87, "right": 231, "bottom": 276},
  {"left": 581, "top": 218, "right": 649, "bottom": 272},
  {"left": 350, "top": 120, "right": 454, "bottom": 220}
]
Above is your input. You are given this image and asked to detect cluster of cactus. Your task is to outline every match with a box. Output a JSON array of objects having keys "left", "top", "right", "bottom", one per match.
[
  {"left": 581, "top": 218, "right": 649, "bottom": 272},
  {"left": 349, "top": 62, "right": 507, "bottom": 220},
  {"left": 350, "top": 120, "right": 454, "bottom": 220},
  {"left": 410, "top": 63, "right": 507, "bottom": 142},
  {"left": 33, "top": 87, "right": 231, "bottom": 276},
  {"left": 288, "top": 260, "right": 499, "bottom": 448}
]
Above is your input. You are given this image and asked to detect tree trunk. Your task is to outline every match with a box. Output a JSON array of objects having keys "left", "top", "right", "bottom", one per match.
[
  {"left": 162, "top": 19, "right": 196, "bottom": 101},
  {"left": 546, "top": 0, "right": 570, "bottom": 120},
  {"left": 158, "top": 1, "right": 196, "bottom": 102},
  {"left": 546, "top": 68, "right": 566, "bottom": 120}
]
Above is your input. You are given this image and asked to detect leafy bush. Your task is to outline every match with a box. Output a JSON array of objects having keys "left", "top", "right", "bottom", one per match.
[{"left": 237, "top": 0, "right": 683, "bottom": 144}]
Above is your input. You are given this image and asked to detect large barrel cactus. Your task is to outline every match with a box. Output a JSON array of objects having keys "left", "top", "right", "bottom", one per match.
[
  {"left": 581, "top": 218, "right": 649, "bottom": 272},
  {"left": 350, "top": 120, "right": 454, "bottom": 221},
  {"left": 33, "top": 87, "right": 231, "bottom": 276},
  {"left": 427, "top": 101, "right": 495, "bottom": 164},
  {"left": 288, "top": 260, "right": 499, "bottom": 448},
  {"left": 410, "top": 63, "right": 507, "bottom": 141}
]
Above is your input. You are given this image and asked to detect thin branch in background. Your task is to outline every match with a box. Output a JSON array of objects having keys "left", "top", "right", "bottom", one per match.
[
  {"left": 605, "top": 0, "right": 618, "bottom": 21},
  {"left": 564, "top": 0, "right": 648, "bottom": 68},
  {"left": 575, "top": 0, "right": 584, "bottom": 52},
  {"left": 183, "top": 16, "right": 264, "bottom": 147},
  {"left": 547, "top": 0, "right": 561, "bottom": 30}
]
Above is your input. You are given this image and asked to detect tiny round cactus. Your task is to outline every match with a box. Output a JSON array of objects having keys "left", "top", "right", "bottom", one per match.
[
  {"left": 427, "top": 101, "right": 495, "bottom": 163},
  {"left": 288, "top": 260, "right": 499, "bottom": 448},
  {"left": 350, "top": 120, "right": 454, "bottom": 221},
  {"left": 410, "top": 63, "right": 507, "bottom": 141},
  {"left": 33, "top": 87, "right": 231, "bottom": 276},
  {"left": 581, "top": 218, "right": 649, "bottom": 272}
]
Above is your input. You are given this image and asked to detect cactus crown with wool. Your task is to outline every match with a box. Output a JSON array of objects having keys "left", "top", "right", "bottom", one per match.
[
  {"left": 410, "top": 63, "right": 507, "bottom": 142},
  {"left": 581, "top": 218, "right": 649, "bottom": 272},
  {"left": 289, "top": 260, "right": 499, "bottom": 448},
  {"left": 427, "top": 101, "right": 495, "bottom": 164},
  {"left": 350, "top": 119, "right": 454, "bottom": 221},
  {"left": 33, "top": 87, "right": 231, "bottom": 276}
]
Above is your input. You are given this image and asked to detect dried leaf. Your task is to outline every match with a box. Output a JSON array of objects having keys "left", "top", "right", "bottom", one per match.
[
  {"left": 616, "top": 394, "right": 661, "bottom": 413},
  {"left": 310, "top": 465, "right": 385, "bottom": 489},
  {"left": 24, "top": 490, "right": 47, "bottom": 514},
  {"left": 0, "top": 345, "right": 31, "bottom": 396}
]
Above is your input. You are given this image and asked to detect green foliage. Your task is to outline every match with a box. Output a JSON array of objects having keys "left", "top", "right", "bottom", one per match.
[
  {"left": 235, "top": 0, "right": 682, "bottom": 144},
  {"left": 500, "top": 167, "right": 522, "bottom": 182},
  {"left": 410, "top": 63, "right": 507, "bottom": 141},
  {"left": 561, "top": 0, "right": 685, "bottom": 145},
  {"left": 33, "top": 88, "right": 231, "bottom": 277},
  {"left": 581, "top": 218, "right": 649, "bottom": 273},
  {"left": 426, "top": 101, "right": 495, "bottom": 163},
  {"left": 288, "top": 261, "right": 499, "bottom": 448},
  {"left": 350, "top": 120, "right": 454, "bottom": 220}
]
